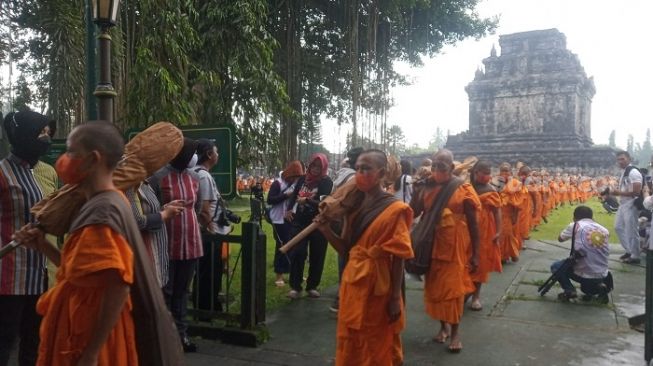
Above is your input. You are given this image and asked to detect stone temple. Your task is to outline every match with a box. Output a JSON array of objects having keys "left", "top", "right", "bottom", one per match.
[{"left": 445, "top": 29, "right": 615, "bottom": 173}]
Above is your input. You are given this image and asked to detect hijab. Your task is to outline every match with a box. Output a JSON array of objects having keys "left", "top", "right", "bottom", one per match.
[{"left": 304, "top": 153, "right": 328, "bottom": 189}]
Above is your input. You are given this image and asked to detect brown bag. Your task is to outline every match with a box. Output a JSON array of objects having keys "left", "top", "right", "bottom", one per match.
[{"left": 405, "top": 178, "right": 464, "bottom": 275}]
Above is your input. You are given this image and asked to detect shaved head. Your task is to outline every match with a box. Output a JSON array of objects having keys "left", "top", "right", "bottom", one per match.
[
  {"left": 358, "top": 149, "right": 388, "bottom": 169},
  {"left": 518, "top": 165, "right": 531, "bottom": 175},
  {"left": 70, "top": 121, "right": 125, "bottom": 168},
  {"left": 432, "top": 149, "right": 454, "bottom": 165}
]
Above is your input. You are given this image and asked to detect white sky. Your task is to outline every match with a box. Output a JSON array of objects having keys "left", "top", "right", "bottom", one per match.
[{"left": 324, "top": 0, "right": 653, "bottom": 153}]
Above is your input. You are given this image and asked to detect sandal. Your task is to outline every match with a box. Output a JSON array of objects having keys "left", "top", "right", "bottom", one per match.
[
  {"left": 448, "top": 340, "right": 463, "bottom": 353},
  {"left": 274, "top": 279, "right": 286, "bottom": 287}
]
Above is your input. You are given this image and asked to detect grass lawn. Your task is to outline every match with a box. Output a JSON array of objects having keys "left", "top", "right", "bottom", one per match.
[
  {"left": 221, "top": 198, "right": 339, "bottom": 313},
  {"left": 221, "top": 196, "right": 620, "bottom": 314},
  {"left": 529, "top": 197, "right": 619, "bottom": 244}
]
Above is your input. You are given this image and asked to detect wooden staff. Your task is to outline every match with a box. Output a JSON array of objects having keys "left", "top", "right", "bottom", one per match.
[{"left": 279, "top": 154, "right": 402, "bottom": 253}]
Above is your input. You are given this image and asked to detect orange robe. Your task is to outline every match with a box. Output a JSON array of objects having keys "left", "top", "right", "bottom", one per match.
[
  {"left": 529, "top": 182, "right": 543, "bottom": 228},
  {"left": 499, "top": 178, "right": 523, "bottom": 261},
  {"left": 337, "top": 201, "right": 414, "bottom": 366},
  {"left": 423, "top": 183, "right": 479, "bottom": 324},
  {"left": 470, "top": 191, "right": 503, "bottom": 283},
  {"left": 36, "top": 225, "right": 138, "bottom": 366},
  {"left": 517, "top": 182, "right": 531, "bottom": 242}
]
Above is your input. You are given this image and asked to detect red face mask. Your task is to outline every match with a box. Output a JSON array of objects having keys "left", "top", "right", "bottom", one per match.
[
  {"left": 433, "top": 171, "right": 450, "bottom": 184},
  {"left": 55, "top": 153, "right": 89, "bottom": 185},
  {"left": 355, "top": 172, "right": 378, "bottom": 192},
  {"left": 476, "top": 174, "right": 491, "bottom": 185}
]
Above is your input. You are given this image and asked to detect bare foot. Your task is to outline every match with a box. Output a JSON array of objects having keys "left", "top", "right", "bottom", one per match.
[
  {"left": 433, "top": 330, "right": 449, "bottom": 343},
  {"left": 469, "top": 298, "right": 482, "bottom": 311},
  {"left": 448, "top": 338, "right": 463, "bottom": 353}
]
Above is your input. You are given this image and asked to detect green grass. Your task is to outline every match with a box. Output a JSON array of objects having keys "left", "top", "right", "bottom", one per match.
[
  {"left": 220, "top": 198, "right": 339, "bottom": 313},
  {"left": 529, "top": 198, "right": 619, "bottom": 244}
]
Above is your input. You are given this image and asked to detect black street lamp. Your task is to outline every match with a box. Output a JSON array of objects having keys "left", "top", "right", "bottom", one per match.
[{"left": 92, "top": 0, "right": 120, "bottom": 123}]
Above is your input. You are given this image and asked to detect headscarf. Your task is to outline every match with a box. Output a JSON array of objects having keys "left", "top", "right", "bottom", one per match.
[
  {"left": 169, "top": 137, "right": 198, "bottom": 171},
  {"left": 304, "top": 153, "right": 328, "bottom": 189},
  {"left": 282, "top": 160, "right": 304, "bottom": 181},
  {"left": 3, "top": 111, "right": 56, "bottom": 167}
]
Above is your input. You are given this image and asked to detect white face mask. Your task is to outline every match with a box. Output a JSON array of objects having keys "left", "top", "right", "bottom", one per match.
[{"left": 187, "top": 154, "right": 198, "bottom": 168}]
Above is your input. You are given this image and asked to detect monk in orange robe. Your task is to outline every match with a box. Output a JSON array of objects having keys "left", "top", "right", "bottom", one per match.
[
  {"left": 15, "top": 123, "right": 183, "bottom": 366},
  {"left": 497, "top": 163, "right": 523, "bottom": 262},
  {"left": 318, "top": 149, "right": 414, "bottom": 366},
  {"left": 412, "top": 149, "right": 479, "bottom": 353},
  {"left": 529, "top": 171, "right": 543, "bottom": 228},
  {"left": 516, "top": 165, "right": 534, "bottom": 244},
  {"left": 468, "top": 161, "right": 502, "bottom": 311}
]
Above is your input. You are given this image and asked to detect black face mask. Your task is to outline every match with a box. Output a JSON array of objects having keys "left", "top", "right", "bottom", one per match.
[{"left": 13, "top": 135, "right": 52, "bottom": 167}]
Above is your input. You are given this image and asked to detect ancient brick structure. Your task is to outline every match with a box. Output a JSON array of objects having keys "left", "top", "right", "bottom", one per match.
[{"left": 445, "top": 29, "right": 615, "bottom": 173}]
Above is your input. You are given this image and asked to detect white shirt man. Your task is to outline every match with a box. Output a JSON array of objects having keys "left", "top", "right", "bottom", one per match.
[{"left": 613, "top": 151, "right": 643, "bottom": 263}]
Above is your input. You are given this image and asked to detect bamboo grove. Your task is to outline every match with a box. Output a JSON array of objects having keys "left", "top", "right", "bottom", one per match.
[{"left": 1, "top": 0, "right": 496, "bottom": 168}]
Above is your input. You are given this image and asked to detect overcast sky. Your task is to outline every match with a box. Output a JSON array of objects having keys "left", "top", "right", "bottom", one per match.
[{"left": 324, "top": 0, "right": 653, "bottom": 153}]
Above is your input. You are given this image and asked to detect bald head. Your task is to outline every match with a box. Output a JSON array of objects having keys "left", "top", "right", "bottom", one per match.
[
  {"left": 70, "top": 121, "right": 125, "bottom": 169},
  {"left": 431, "top": 149, "right": 454, "bottom": 172},
  {"left": 518, "top": 165, "right": 531, "bottom": 175},
  {"left": 358, "top": 149, "right": 388, "bottom": 169}
]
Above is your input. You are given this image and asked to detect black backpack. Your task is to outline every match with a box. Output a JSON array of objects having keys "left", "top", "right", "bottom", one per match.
[{"left": 623, "top": 166, "right": 645, "bottom": 210}]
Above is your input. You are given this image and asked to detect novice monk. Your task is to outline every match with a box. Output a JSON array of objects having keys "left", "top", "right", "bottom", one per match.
[
  {"left": 469, "top": 161, "right": 502, "bottom": 311},
  {"left": 412, "top": 149, "right": 480, "bottom": 353},
  {"left": 497, "top": 163, "right": 523, "bottom": 263},
  {"left": 317, "top": 149, "right": 414, "bottom": 366},
  {"left": 15, "top": 122, "right": 183, "bottom": 366}
]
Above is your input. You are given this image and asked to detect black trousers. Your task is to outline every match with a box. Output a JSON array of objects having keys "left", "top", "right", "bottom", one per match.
[
  {"left": 288, "top": 224, "right": 328, "bottom": 292},
  {"left": 164, "top": 260, "right": 197, "bottom": 339},
  {"left": 0, "top": 295, "right": 41, "bottom": 366},
  {"left": 195, "top": 233, "right": 224, "bottom": 312}
]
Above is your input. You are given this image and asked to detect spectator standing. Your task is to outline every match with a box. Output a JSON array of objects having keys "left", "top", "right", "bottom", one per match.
[
  {"left": 286, "top": 153, "right": 333, "bottom": 299},
  {"left": 267, "top": 161, "right": 304, "bottom": 287},
  {"left": 193, "top": 138, "right": 228, "bottom": 313},
  {"left": 0, "top": 111, "right": 55, "bottom": 365},
  {"left": 394, "top": 159, "right": 413, "bottom": 203},
  {"left": 149, "top": 137, "right": 203, "bottom": 352},
  {"left": 611, "top": 151, "right": 643, "bottom": 264}
]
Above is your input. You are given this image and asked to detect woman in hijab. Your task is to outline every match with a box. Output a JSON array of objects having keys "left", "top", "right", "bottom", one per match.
[
  {"left": 285, "top": 154, "right": 333, "bottom": 299},
  {"left": 267, "top": 161, "right": 304, "bottom": 287}
]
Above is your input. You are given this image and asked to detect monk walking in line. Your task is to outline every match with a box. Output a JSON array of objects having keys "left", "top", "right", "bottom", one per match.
[
  {"left": 412, "top": 149, "right": 480, "bottom": 353},
  {"left": 468, "top": 160, "right": 502, "bottom": 311},
  {"left": 496, "top": 163, "right": 523, "bottom": 263},
  {"left": 15, "top": 122, "right": 183, "bottom": 366},
  {"left": 317, "top": 149, "right": 414, "bottom": 366}
]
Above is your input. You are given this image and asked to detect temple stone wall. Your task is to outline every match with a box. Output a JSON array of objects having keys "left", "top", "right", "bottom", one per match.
[{"left": 445, "top": 29, "right": 614, "bottom": 172}]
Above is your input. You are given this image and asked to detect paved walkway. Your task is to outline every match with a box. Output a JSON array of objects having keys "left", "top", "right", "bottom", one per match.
[{"left": 187, "top": 240, "right": 647, "bottom": 365}]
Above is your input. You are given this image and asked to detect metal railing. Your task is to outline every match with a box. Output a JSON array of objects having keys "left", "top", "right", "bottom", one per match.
[{"left": 188, "top": 221, "right": 267, "bottom": 347}]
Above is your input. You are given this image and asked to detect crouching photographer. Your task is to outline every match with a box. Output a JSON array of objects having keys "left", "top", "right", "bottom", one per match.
[{"left": 550, "top": 206, "right": 613, "bottom": 303}]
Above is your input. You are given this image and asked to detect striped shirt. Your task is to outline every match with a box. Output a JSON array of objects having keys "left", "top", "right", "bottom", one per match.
[
  {"left": 0, "top": 154, "right": 48, "bottom": 295},
  {"left": 149, "top": 166, "right": 203, "bottom": 260},
  {"left": 126, "top": 183, "right": 169, "bottom": 287}
]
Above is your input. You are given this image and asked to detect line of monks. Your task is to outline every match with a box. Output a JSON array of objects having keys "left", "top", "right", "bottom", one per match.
[
  {"left": 324, "top": 149, "right": 610, "bottom": 365},
  {"left": 236, "top": 176, "right": 274, "bottom": 194}
]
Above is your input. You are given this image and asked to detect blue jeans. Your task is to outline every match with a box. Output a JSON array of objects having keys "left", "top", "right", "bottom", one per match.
[{"left": 550, "top": 260, "right": 608, "bottom": 295}]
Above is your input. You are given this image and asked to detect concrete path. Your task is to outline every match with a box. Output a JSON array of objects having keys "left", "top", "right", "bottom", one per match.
[{"left": 186, "top": 240, "right": 647, "bottom": 365}]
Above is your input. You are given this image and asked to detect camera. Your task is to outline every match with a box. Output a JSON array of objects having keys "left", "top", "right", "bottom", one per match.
[
  {"left": 218, "top": 209, "right": 241, "bottom": 226},
  {"left": 250, "top": 182, "right": 265, "bottom": 202}
]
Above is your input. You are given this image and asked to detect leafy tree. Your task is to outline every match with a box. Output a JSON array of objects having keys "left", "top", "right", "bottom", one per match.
[
  {"left": 428, "top": 127, "right": 448, "bottom": 151},
  {"left": 386, "top": 124, "right": 406, "bottom": 156},
  {"left": 12, "top": 75, "right": 32, "bottom": 111},
  {"left": 608, "top": 130, "right": 616, "bottom": 148}
]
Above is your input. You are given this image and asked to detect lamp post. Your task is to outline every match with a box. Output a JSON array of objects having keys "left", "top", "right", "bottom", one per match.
[{"left": 92, "top": 0, "right": 120, "bottom": 123}]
